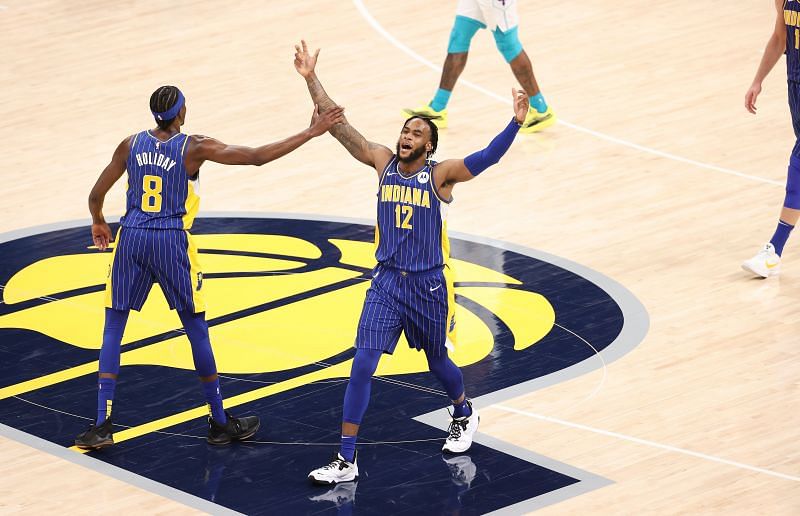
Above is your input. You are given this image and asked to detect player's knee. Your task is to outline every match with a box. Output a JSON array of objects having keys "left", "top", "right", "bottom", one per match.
[
  {"left": 425, "top": 351, "right": 452, "bottom": 377},
  {"left": 492, "top": 26, "right": 523, "bottom": 63},
  {"left": 447, "top": 15, "right": 484, "bottom": 53},
  {"left": 351, "top": 348, "right": 382, "bottom": 382}
]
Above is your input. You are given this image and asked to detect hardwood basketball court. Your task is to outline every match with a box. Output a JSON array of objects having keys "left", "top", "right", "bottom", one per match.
[{"left": 0, "top": 1, "right": 797, "bottom": 513}]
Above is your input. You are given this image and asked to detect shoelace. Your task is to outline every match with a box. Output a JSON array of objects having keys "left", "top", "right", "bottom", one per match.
[
  {"left": 447, "top": 418, "right": 467, "bottom": 440},
  {"left": 321, "top": 457, "right": 347, "bottom": 471}
]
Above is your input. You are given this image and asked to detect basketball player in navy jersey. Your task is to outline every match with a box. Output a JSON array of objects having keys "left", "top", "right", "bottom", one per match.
[
  {"left": 293, "top": 40, "right": 528, "bottom": 485},
  {"left": 742, "top": 0, "right": 800, "bottom": 277},
  {"left": 75, "top": 86, "right": 344, "bottom": 449}
]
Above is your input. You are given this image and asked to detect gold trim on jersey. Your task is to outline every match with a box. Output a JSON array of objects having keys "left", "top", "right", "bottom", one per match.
[
  {"left": 430, "top": 162, "right": 453, "bottom": 205},
  {"left": 182, "top": 180, "right": 200, "bottom": 230},
  {"left": 104, "top": 227, "right": 123, "bottom": 308},
  {"left": 186, "top": 231, "right": 205, "bottom": 313},
  {"left": 443, "top": 257, "right": 457, "bottom": 345}
]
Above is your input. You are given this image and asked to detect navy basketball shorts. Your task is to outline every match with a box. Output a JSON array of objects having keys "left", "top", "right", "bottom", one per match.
[
  {"left": 789, "top": 80, "right": 800, "bottom": 157},
  {"left": 355, "top": 264, "right": 456, "bottom": 357},
  {"left": 105, "top": 227, "right": 204, "bottom": 313}
]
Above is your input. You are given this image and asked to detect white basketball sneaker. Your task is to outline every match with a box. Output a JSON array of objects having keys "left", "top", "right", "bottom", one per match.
[
  {"left": 308, "top": 453, "right": 358, "bottom": 485},
  {"left": 442, "top": 401, "right": 480, "bottom": 454},
  {"left": 741, "top": 243, "right": 781, "bottom": 278}
]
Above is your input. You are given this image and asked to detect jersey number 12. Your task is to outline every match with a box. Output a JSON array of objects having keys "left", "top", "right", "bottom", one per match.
[{"left": 395, "top": 204, "right": 413, "bottom": 230}]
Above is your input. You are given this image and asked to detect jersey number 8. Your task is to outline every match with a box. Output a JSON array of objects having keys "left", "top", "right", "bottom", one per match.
[{"left": 141, "top": 175, "right": 163, "bottom": 213}]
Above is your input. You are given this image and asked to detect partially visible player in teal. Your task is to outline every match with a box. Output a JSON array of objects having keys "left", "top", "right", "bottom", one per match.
[
  {"left": 742, "top": 0, "right": 800, "bottom": 278},
  {"left": 402, "top": 0, "right": 554, "bottom": 133},
  {"left": 75, "top": 85, "right": 343, "bottom": 450}
]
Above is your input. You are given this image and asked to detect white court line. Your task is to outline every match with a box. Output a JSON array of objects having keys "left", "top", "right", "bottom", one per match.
[
  {"left": 352, "top": 0, "right": 783, "bottom": 187},
  {"left": 493, "top": 404, "right": 800, "bottom": 483},
  {"left": 554, "top": 322, "right": 607, "bottom": 404}
]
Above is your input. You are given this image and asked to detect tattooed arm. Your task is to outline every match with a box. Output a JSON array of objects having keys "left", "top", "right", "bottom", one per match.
[{"left": 294, "top": 40, "right": 392, "bottom": 175}]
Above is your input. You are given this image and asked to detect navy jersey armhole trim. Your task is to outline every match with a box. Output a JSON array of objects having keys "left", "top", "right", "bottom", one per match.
[
  {"left": 430, "top": 161, "right": 453, "bottom": 205},
  {"left": 377, "top": 155, "right": 397, "bottom": 193}
]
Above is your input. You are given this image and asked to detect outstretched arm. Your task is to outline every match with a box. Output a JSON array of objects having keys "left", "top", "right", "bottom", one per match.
[
  {"left": 745, "top": 0, "right": 787, "bottom": 114},
  {"left": 185, "top": 105, "right": 344, "bottom": 171},
  {"left": 435, "top": 89, "right": 528, "bottom": 187},
  {"left": 88, "top": 136, "right": 131, "bottom": 251},
  {"left": 294, "top": 40, "right": 392, "bottom": 174}
]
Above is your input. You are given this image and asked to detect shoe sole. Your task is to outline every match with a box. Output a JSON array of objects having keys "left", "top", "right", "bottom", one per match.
[
  {"left": 400, "top": 109, "right": 447, "bottom": 128},
  {"left": 233, "top": 420, "right": 260, "bottom": 441},
  {"left": 206, "top": 419, "right": 261, "bottom": 445},
  {"left": 741, "top": 263, "right": 778, "bottom": 278},
  {"left": 74, "top": 439, "right": 114, "bottom": 451},
  {"left": 442, "top": 443, "right": 472, "bottom": 454},
  {"left": 519, "top": 115, "right": 557, "bottom": 134},
  {"left": 401, "top": 108, "right": 444, "bottom": 121},
  {"left": 308, "top": 474, "right": 359, "bottom": 486}
]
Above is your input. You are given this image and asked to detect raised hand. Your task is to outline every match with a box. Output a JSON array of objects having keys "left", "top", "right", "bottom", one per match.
[
  {"left": 309, "top": 104, "right": 345, "bottom": 136},
  {"left": 294, "top": 39, "right": 320, "bottom": 78},
  {"left": 745, "top": 82, "right": 761, "bottom": 114},
  {"left": 92, "top": 222, "right": 112, "bottom": 251},
  {"left": 512, "top": 88, "right": 530, "bottom": 124}
]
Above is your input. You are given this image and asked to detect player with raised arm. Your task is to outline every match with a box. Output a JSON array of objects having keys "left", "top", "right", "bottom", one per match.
[
  {"left": 75, "top": 85, "right": 344, "bottom": 450},
  {"left": 292, "top": 40, "right": 528, "bottom": 485}
]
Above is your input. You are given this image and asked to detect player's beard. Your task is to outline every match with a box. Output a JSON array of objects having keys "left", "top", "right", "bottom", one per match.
[{"left": 396, "top": 142, "right": 427, "bottom": 164}]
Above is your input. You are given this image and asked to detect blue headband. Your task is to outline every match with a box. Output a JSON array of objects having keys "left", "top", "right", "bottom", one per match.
[{"left": 152, "top": 90, "right": 185, "bottom": 121}]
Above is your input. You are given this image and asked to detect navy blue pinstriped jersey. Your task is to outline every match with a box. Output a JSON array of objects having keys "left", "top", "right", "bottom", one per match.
[
  {"left": 786, "top": 1, "right": 800, "bottom": 81},
  {"left": 120, "top": 130, "right": 199, "bottom": 230},
  {"left": 374, "top": 156, "right": 451, "bottom": 272}
]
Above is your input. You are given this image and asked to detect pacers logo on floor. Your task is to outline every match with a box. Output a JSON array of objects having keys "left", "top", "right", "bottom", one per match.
[{"left": 0, "top": 215, "right": 646, "bottom": 514}]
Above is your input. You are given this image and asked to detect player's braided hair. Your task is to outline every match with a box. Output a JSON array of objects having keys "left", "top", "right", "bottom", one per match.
[
  {"left": 405, "top": 116, "right": 439, "bottom": 157},
  {"left": 149, "top": 85, "right": 180, "bottom": 130}
]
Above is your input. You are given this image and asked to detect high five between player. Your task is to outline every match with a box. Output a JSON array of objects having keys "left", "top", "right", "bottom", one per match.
[
  {"left": 75, "top": 86, "right": 343, "bottom": 449},
  {"left": 293, "top": 40, "right": 528, "bottom": 485}
]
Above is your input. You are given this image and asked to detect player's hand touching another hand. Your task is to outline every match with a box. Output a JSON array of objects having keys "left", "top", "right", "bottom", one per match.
[
  {"left": 92, "top": 222, "right": 112, "bottom": 251},
  {"left": 294, "top": 40, "right": 319, "bottom": 78},
  {"left": 309, "top": 105, "right": 345, "bottom": 136},
  {"left": 512, "top": 88, "right": 529, "bottom": 124}
]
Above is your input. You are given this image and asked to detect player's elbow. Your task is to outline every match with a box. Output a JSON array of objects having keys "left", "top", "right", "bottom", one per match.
[
  {"left": 254, "top": 154, "right": 274, "bottom": 166},
  {"left": 88, "top": 189, "right": 102, "bottom": 207}
]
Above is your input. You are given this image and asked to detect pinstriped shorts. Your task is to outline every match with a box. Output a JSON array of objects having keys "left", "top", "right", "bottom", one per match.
[
  {"left": 355, "top": 264, "right": 455, "bottom": 357},
  {"left": 104, "top": 227, "right": 204, "bottom": 313}
]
